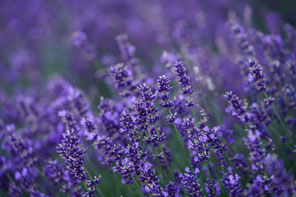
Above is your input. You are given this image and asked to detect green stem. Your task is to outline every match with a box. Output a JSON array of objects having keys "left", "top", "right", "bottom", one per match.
[
  {"left": 81, "top": 182, "right": 89, "bottom": 192},
  {"left": 83, "top": 165, "right": 105, "bottom": 197},
  {"left": 36, "top": 168, "right": 66, "bottom": 196},
  {"left": 154, "top": 124, "right": 174, "bottom": 180},
  {"left": 224, "top": 152, "right": 237, "bottom": 174},
  {"left": 205, "top": 164, "right": 217, "bottom": 197},
  {"left": 264, "top": 92, "right": 292, "bottom": 136},
  {"left": 169, "top": 109, "right": 191, "bottom": 168},
  {"left": 189, "top": 105, "right": 217, "bottom": 196},
  {"left": 263, "top": 172, "right": 275, "bottom": 196},
  {"left": 191, "top": 108, "right": 199, "bottom": 126},
  {"left": 145, "top": 130, "right": 166, "bottom": 181},
  {"left": 268, "top": 125, "right": 294, "bottom": 150},
  {"left": 121, "top": 160, "right": 143, "bottom": 197},
  {"left": 152, "top": 145, "right": 166, "bottom": 181}
]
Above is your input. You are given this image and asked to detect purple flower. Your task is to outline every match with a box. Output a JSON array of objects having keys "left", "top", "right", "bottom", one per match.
[
  {"left": 94, "top": 135, "right": 124, "bottom": 166},
  {"left": 138, "top": 83, "right": 159, "bottom": 124},
  {"left": 119, "top": 110, "right": 136, "bottom": 139},
  {"left": 8, "top": 183, "right": 21, "bottom": 197},
  {"left": 180, "top": 167, "right": 202, "bottom": 197},
  {"left": 175, "top": 61, "right": 194, "bottom": 96},
  {"left": 85, "top": 175, "right": 102, "bottom": 196},
  {"left": 283, "top": 84, "right": 296, "bottom": 109},
  {"left": 56, "top": 112, "right": 87, "bottom": 182},
  {"left": 44, "top": 160, "right": 65, "bottom": 185},
  {"left": 133, "top": 100, "right": 149, "bottom": 131},
  {"left": 182, "top": 119, "right": 210, "bottom": 167},
  {"left": 157, "top": 146, "right": 172, "bottom": 169},
  {"left": 109, "top": 63, "right": 133, "bottom": 97},
  {"left": 224, "top": 91, "right": 249, "bottom": 122},
  {"left": 205, "top": 178, "right": 221, "bottom": 197},
  {"left": 139, "top": 162, "right": 159, "bottom": 185},
  {"left": 264, "top": 154, "right": 295, "bottom": 195},
  {"left": 113, "top": 158, "right": 134, "bottom": 184},
  {"left": 165, "top": 181, "right": 180, "bottom": 197},
  {"left": 222, "top": 167, "right": 242, "bottom": 197},
  {"left": 80, "top": 115, "right": 98, "bottom": 141},
  {"left": 243, "top": 128, "right": 266, "bottom": 173},
  {"left": 229, "top": 21, "right": 255, "bottom": 57},
  {"left": 72, "top": 31, "right": 97, "bottom": 61},
  {"left": 247, "top": 58, "right": 266, "bottom": 92},
  {"left": 161, "top": 51, "right": 178, "bottom": 69},
  {"left": 157, "top": 75, "right": 173, "bottom": 108},
  {"left": 143, "top": 126, "right": 165, "bottom": 147},
  {"left": 116, "top": 34, "right": 136, "bottom": 63},
  {"left": 231, "top": 154, "right": 249, "bottom": 174}
]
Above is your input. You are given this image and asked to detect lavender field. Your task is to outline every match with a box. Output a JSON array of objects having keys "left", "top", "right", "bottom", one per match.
[{"left": 1, "top": 0, "right": 296, "bottom": 196}]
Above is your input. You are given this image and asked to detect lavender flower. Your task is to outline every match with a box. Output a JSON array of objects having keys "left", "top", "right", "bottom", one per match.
[
  {"left": 116, "top": 34, "right": 136, "bottom": 63},
  {"left": 183, "top": 119, "right": 210, "bottom": 166},
  {"left": 113, "top": 158, "right": 134, "bottom": 184},
  {"left": 205, "top": 178, "right": 221, "bottom": 197},
  {"left": 143, "top": 126, "right": 165, "bottom": 147},
  {"left": 284, "top": 84, "right": 296, "bottom": 109},
  {"left": 72, "top": 31, "right": 96, "bottom": 61},
  {"left": 264, "top": 154, "right": 295, "bottom": 195},
  {"left": 109, "top": 63, "right": 133, "bottom": 97},
  {"left": 119, "top": 110, "right": 136, "bottom": 139},
  {"left": 80, "top": 115, "right": 98, "bottom": 141},
  {"left": 57, "top": 112, "right": 87, "bottom": 182},
  {"left": 243, "top": 128, "right": 266, "bottom": 173},
  {"left": 138, "top": 83, "right": 160, "bottom": 124},
  {"left": 139, "top": 162, "right": 159, "bottom": 185},
  {"left": 246, "top": 175, "right": 269, "bottom": 197},
  {"left": 224, "top": 91, "right": 249, "bottom": 122},
  {"left": 180, "top": 167, "right": 202, "bottom": 197},
  {"left": 44, "top": 160, "right": 65, "bottom": 185},
  {"left": 85, "top": 175, "right": 102, "bottom": 196},
  {"left": 157, "top": 146, "right": 173, "bottom": 169},
  {"left": 161, "top": 51, "right": 178, "bottom": 69},
  {"left": 231, "top": 154, "right": 249, "bottom": 174},
  {"left": 247, "top": 59, "right": 266, "bottom": 92},
  {"left": 8, "top": 183, "right": 21, "bottom": 197},
  {"left": 165, "top": 181, "right": 180, "bottom": 197},
  {"left": 229, "top": 21, "right": 255, "bottom": 57},
  {"left": 94, "top": 136, "right": 124, "bottom": 166},
  {"left": 222, "top": 167, "right": 242, "bottom": 197},
  {"left": 175, "top": 61, "right": 194, "bottom": 96},
  {"left": 157, "top": 75, "right": 173, "bottom": 108}
]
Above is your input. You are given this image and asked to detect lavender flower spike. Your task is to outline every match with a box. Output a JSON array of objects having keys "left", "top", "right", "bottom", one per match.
[
  {"left": 175, "top": 61, "right": 194, "bottom": 96},
  {"left": 157, "top": 75, "right": 173, "bottom": 108},
  {"left": 57, "top": 111, "right": 87, "bottom": 182}
]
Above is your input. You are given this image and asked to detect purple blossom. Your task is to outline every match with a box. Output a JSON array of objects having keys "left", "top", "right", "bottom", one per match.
[
  {"left": 165, "top": 181, "right": 180, "bottom": 197},
  {"left": 243, "top": 128, "right": 266, "bottom": 173},
  {"left": 205, "top": 178, "right": 221, "bottom": 197},
  {"left": 109, "top": 63, "right": 133, "bottom": 97},
  {"left": 222, "top": 167, "right": 242, "bottom": 197},
  {"left": 175, "top": 61, "right": 194, "bottom": 96},
  {"left": 138, "top": 83, "right": 160, "bottom": 124},
  {"left": 180, "top": 167, "right": 202, "bottom": 197},
  {"left": 57, "top": 112, "right": 87, "bottom": 182},
  {"left": 247, "top": 58, "right": 266, "bottom": 92},
  {"left": 224, "top": 91, "right": 249, "bottom": 122},
  {"left": 157, "top": 75, "right": 173, "bottom": 108}
]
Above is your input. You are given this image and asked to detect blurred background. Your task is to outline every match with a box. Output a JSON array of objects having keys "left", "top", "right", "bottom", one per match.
[{"left": 0, "top": 0, "right": 295, "bottom": 96}]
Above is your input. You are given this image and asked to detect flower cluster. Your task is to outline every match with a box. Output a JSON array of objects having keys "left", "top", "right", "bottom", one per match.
[
  {"left": 56, "top": 112, "right": 87, "bottom": 182},
  {"left": 1, "top": 1, "right": 296, "bottom": 196}
]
